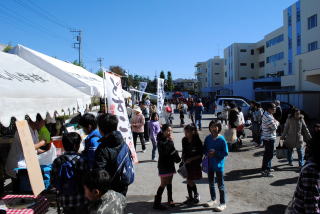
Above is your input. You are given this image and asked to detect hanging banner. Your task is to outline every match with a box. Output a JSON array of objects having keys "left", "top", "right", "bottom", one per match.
[
  {"left": 139, "top": 82, "right": 148, "bottom": 101},
  {"left": 105, "top": 72, "right": 138, "bottom": 163},
  {"left": 157, "top": 78, "right": 165, "bottom": 115}
]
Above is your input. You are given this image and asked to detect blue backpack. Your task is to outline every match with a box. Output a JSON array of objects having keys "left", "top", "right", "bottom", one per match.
[
  {"left": 55, "top": 155, "right": 80, "bottom": 196},
  {"left": 112, "top": 143, "right": 135, "bottom": 185}
]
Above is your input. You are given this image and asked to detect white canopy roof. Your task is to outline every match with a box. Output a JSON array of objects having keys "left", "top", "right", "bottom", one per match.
[
  {"left": 11, "top": 45, "right": 104, "bottom": 97},
  {"left": 0, "top": 51, "right": 91, "bottom": 126}
]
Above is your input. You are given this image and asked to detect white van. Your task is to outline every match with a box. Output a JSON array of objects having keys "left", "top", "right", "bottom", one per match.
[{"left": 215, "top": 98, "right": 250, "bottom": 119}]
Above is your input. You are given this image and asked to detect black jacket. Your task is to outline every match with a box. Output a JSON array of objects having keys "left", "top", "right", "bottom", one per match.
[
  {"left": 228, "top": 108, "right": 239, "bottom": 128},
  {"left": 94, "top": 131, "right": 127, "bottom": 195},
  {"left": 157, "top": 132, "right": 181, "bottom": 175}
]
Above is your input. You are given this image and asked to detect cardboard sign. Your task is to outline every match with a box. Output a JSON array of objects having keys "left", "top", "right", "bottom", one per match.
[
  {"left": 16, "top": 120, "right": 45, "bottom": 196},
  {"left": 105, "top": 72, "right": 138, "bottom": 163}
]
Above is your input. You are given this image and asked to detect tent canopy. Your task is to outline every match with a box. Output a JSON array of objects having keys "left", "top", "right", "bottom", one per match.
[
  {"left": 0, "top": 51, "right": 91, "bottom": 126},
  {"left": 11, "top": 45, "right": 104, "bottom": 97}
]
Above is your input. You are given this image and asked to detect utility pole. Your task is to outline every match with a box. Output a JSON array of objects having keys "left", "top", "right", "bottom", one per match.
[
  {"left": 71, "top": 29, "right": 82, "bottom": 65},
  {"left": 97, "top": 57, "right": 107, "bottom": 113},
  {"left": 97, "top": 57, "right": 104, "bottom": 71}
]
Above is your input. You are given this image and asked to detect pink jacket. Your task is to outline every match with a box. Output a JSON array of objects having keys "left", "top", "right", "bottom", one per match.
[{"left": 131, "top": 113, "right": 145, "bottom": 133}]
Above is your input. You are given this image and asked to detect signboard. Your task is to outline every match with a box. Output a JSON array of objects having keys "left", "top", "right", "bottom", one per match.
[
  {"left": 139, "top": 82, "right": 148, "bottom": 101},
  {"left": 157, "top": 78, "right": 165, "bottom": 115},
  {"left": 16, "top": 120, "right": 45, "bottom": 196},
  {"left": 105, "top": 72, "right": 138, "bottom": 163}
]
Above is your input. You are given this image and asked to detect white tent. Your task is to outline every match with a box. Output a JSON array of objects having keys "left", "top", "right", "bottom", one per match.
[
  {"left": 0, "top": 51, "right": 91, "bottom": 126},
  {"left": 11, "top": 45, "right": 104, "bottom": 97}
]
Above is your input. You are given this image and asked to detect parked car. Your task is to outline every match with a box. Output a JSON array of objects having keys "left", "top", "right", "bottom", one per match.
[
  {"left": 258, "top": 101, "right": 309, "bottom": 124},
  {"left": 215, "top": 97, "right": 250, "bottom": 119}
]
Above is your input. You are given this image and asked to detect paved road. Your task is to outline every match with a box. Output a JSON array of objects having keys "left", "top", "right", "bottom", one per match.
[{"left": 126, "top": 113, "right": 298, "bottom": 214}]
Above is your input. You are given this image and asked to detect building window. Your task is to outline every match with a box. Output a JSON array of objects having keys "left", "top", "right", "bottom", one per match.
[
  {"left": 266, "top": 34, "right": 284, "bottom": 48},
  {"left": 297, "top": 35, "right": 301, "bottom": 47},
  {"left": 240, "top": 77, "right": 247, "bottom": 80},
  {"left": 251, "top": 63, "right": 254, "bottom": 69},
  {"left": 214, "top": 63, "right": 220, "bottom": 65},
  {"left": 308, "top": 14, "right": 317, "bottom": 30},
  {"left": 308, "top": 41, "right": 318, "bottom": 52},
  {"left": 240, "top": 49, "right": 247, "bottom": 52},
  {"left": 215, "top": 73, "right": 220, "bottom": 75},
  {"left": 266, "top": 52, "right": 284, "bottom": 64},
  {"left": 288, "top": 38, "right": 292, "bottom": 49},
  {"left": 259, "top": 61, "right": 265, "bottom": 68},
  {"left": 296, "top": 10, "right": 301, "bottom": 22},
  {"left": 258, "top": 46, "right": 265, "bottom": 54},
  {"left": 215, "top": 83, "right": 220, "bottom": 86},
  {"left": 288, "top": 14, "right": 292, "bottom": 26},
  {"left": 225, "top": 72, "right": 227, "bottom": 78},
  {"left": 240, "top": 63, "right": 247, "bottom": 66},
  {"left": 251, "top": 49, "right": 254, "bottom": 55}
]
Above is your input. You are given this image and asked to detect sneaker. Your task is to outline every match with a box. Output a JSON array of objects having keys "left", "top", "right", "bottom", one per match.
[
  {"left": 214, "top": 204, "right": 227, "bottom": 212},
  {"left": 142, "top": 149, "right": 147, "bottom": 153},
  {"left": 145, "top": 141, "right": 150, "bottom": 145},
  {"left": 183, "top": 197, "right": 194, "bottom": 205},
  {"left": 193, "top": 194, "right": 200, "bottom": 204},
  {"left": 261, "top": 170, "right": 274, "bottom": 177},
  {"left": 204, "top": 200, "right": 217, "bottom": 207},
  {"left": 268, "top": 169, "right": 275, "bottom": 172}
]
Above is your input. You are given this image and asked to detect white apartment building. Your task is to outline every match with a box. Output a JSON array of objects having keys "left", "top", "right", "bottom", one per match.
[{"left": 195, "top": 56, "right": 225, "bottom": 96}]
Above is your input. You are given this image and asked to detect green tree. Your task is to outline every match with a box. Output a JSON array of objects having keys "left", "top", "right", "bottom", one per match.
[
  {"left": 109, "top": 66, "right": 125, "bottom": 76},
  {"left": 160, "top": 71, "right": 165, "bottom": 79},
  {"left": 72, "top": 60, "right": 85, "bottom": 68},
  {"left": 96, "top": 70, "right": 104, "bottom": 78},
  {"left": 3, "top": 44, "right": 13, "bottom": 53},
  {"left": 167, "top": 71, "right": 174, "bottom": 92}
]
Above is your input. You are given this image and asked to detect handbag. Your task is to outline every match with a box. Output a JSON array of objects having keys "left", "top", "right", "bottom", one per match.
[
  {"left": 276, "top": 141, "right": 288, "bottom": 159},
  {"left": 201, "top": 156, "right": 209, "bottom": 174},
  {"left": 177, "top": 163, "right": 188, "bottom": 178}
]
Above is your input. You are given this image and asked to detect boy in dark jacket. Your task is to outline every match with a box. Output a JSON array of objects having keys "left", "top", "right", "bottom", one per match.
[{"left": 94, "top": 113, "right": 128, "bottom": 196}]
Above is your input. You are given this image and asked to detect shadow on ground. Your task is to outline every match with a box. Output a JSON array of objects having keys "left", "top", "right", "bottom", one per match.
[
  {"left": 224, "top": 168, "right": 262, "bottom": 181},
  {"left": 234, "top": 204, "right": 287, "bottom": 214}
]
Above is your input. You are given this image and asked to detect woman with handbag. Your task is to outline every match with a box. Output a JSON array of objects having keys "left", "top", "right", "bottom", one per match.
[
  {"left": 153, "top": 124, "right": 181, "bottom": 210},
  {"left": 280, "top": 108, "right": 311, "bottom": 167},
  {"left": 203, "top": 120, "right": 229, "bottom": 212},
  {"left": 181, "top": 124, "right": 203, "bottom": 205}
]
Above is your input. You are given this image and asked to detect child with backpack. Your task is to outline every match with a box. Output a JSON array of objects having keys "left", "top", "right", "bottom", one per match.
[
  {"left": 95, "top": 113, "right": 134, "bottom": 196},
  {"left": 84, "top": 169, "right": 126, "bottom": 214},
  {"left": 149, "top": 112, "right": 161, "bottom": 161},
  {"left": 50, "top": 132, "right": 87, "bottom": 214},
  {"left": 203, "top": 120, "right": 228, "bottom": 212}
]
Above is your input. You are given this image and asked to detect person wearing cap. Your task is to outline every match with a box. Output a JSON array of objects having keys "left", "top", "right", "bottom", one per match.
[{"left": 131, "top": 106, "right": 146, "bottom": 152}]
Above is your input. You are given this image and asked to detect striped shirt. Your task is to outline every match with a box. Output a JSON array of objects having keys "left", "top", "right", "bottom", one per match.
[
  {"left": 292, "top": 161, "right": 320, "bottom": 214},
  {"left": 261, "top": 111, "right": 279, "bottom": 140}
]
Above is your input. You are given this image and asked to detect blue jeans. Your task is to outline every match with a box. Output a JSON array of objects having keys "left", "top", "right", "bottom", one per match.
[
  {"left": 287, "top": 146, "right": 304, "bottom": 166},
  {"left": 208, "top": 171, "right": 225, "bottom": 204},
  {"left": 262, "top": 139, "right": 275, "bottom": 171},
  {"left": 195, "top": 118, "right": 202, "bottom": 129},
  {"left": 151, "top": 139, "right": 157, "bottom": 160}
]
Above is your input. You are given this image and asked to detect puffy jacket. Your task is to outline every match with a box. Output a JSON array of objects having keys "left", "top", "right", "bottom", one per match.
[{"left": 94, "top": 131, "right": 127, "bottom": 195}]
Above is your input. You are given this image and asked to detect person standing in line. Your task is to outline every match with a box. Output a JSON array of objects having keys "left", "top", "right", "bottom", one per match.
[
  {"left": 131, "top": 106, "right": 146, "bottom": 152},
  {"left": 140, "top": 102, "right": 150, "bottom": 144},
  {"left": 149, "top": 112, "right": 161, "bottom": 161},
  {"left": 194, "top": 99, "right": 204, "bottom": 131},
  {"left": 188, "top": 98, "right": 195, "bottom": 124},
  {"left": 203, "top": 121, "right": 228, "bottom": 212},
  {"left": 261, "top": 103, "right": 279, "bottom": 177},
  {"left": 153, "top": 124, "right": 181, "bottom": 210},
  {"left": 252, "top": 103, "right": 263, "bottom": 147},
  {"left": 79, "top": 113, "right": 102, "bottom": 170},
  {"left": 288, "top": 127, "right": 320, "bottom": 214},
  {"left": 281, "top": 108, "right": 311, "bottom": 167},
  {"left": 182, "top": 125, "right": 203, "bottom": 205}
]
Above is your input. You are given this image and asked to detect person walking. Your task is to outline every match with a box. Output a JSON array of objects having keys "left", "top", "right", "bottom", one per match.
[
  {"left": 153, "top": 124, "right": 181, "bottom": 210},
  {"left": 261, "top": 103, "right": 279, "bottom": 177},
  {"left": 194, "top": 99, "right": 204, "bottom": 131},
  {"left": 203, "top": 120, "right": 228, "bottom": 212},
  {"left": 187, "top": 98, "right": 195, "bottom": 124},
  {"left": 252, "top": 103, "right": 263, "bottom": 146},
  {"left": 281, "top": 108, "right": 311, "bottom": 167},
  {"left": 149, "top": 112, "right": 161, "bottom": 161},
  {"left": 181, "top": 125, "right": 203, "bottom": 205},
  {"left": 131, "top": 106, "right": 146, "bottom": 152},
  {"left": 178, "top": 102, "right": 185, "bottom": 127},
  {"left": 140, "top": 102, "right": 150, "bottom": 144}
]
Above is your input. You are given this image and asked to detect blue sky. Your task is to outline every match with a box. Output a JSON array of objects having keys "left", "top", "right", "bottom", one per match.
[{"left": 0, "top": 0, "right": 296, "bottom": 79}]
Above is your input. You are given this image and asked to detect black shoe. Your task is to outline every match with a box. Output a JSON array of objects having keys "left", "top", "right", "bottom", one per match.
[
  {"left": 193, "top": 194, "right": 200, "bottom": 204},
  {"left": 153, "top": 196, "right": 167, "bottom": 210},
  {"left": 183, "top": 197, "right": 195, "bottom": 205}
]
